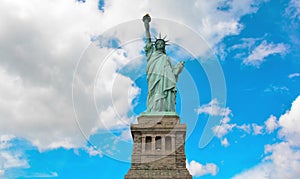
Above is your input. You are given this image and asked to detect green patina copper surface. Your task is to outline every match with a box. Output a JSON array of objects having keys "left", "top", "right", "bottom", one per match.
[
  {"left": 142, "top": 14, "right": 184, "bottom": 113},
  {"left": 140, "top": 111, "right": 179, "bottom": 117}
]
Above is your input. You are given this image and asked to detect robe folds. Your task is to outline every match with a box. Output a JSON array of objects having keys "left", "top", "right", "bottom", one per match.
[{"left": 145, "top": 41, "right": 182, "bottom": 112}]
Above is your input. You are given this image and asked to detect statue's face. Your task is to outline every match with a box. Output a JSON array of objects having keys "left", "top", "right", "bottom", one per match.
[{"left": 155, "top": 40, "right": 165, "bottom": 51}]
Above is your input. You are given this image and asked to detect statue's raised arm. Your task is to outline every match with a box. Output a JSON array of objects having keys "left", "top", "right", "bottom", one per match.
[{"left": 142, "top": 14, "right": 151, "bottom": 43}]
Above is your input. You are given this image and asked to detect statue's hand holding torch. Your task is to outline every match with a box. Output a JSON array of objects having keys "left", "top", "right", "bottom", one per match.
[
  {"left": 143, "top": 14, "right": 151, "bottom": 24},
  {"left": 143, "top": 14, "right": 151, "bottom": 39}
]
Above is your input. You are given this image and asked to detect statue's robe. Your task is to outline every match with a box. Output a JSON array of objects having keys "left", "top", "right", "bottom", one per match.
[{"left": 145, "top": 41, "right": 183, "bottom": 112}]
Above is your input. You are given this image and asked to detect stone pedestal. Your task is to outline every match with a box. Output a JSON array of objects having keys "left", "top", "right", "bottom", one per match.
[{"left": 125, "top": 114, "right": 192, "bottom": 179}]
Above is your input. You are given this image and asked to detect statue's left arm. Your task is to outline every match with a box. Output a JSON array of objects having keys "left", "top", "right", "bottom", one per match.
[{"left": 173, "top": 61, "right": 185, "bottom": 81}]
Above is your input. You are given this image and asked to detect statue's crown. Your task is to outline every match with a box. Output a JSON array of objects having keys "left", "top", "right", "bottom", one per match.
[{"left": 154, "top": 33, "right": 169, "bottom": 46}]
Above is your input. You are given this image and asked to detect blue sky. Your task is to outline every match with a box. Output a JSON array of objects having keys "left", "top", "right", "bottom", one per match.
[{"left": 0, "top": 0, "right": 300, "bottom": 179}]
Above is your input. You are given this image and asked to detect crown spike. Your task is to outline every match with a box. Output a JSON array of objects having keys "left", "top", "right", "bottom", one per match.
[
  {"left": 159, "top": 33, "right": 161, "bottom": 39},
  {"left": 163, "top": 35, "right": 167, "bottom": 40}
]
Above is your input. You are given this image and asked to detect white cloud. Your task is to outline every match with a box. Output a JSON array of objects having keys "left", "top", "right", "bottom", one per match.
[
  {"left": 284, "top": 0, "right": 300, "bottom": 46},
  {"left": 0, "top": 135, "right": 29, "bottom": 176},
  {"left": 232, "top": 96, "right": 300, "bottom": 179},
  {"left": 252, "top": 123, "right": 264, "bottom": 135},
  {"left": 197, "top": 99, "right": 282, "bottom": 147},
  {"left": 237, "top": 124, "right": 251, "bottom": 134},
  {"left": 264, "top": 142, "right": 300, "bottom": 179},
  {"left": 221, "top": 138, "right": 230, "bottom": 147},
  {"left": 231, "top": 37, "right": 262, "bottom": 51},
  {"left": 264, "top": 84, "right": 289, "bottom": 94},
  {"left": 186, "top": 160, "right": 218, "bottom": 177},
  {"left": 196, "top": 99, "right": 231, "bottom": 117},
  {"left": 288, "top": 73, "right": 300, "bottom": 79},
  {"left": 278, "top": 95, "right": 300, "bottom": 146},
  {"left": 1, "top": 152, "right": 28, "bottom": 170},
  {"left": 0, "top": 135, "right": 14, "bottom": 149},
  {"left": 120, "top": 129, "right": 132, "bottom": 141},
  {"left": 227, "top": 37, "right": 289, "bottom": 67},
  {"left": 243, "top": 40, "right": 288, "bottom": 67},
  {"left": 232, "top": 144, "right": 298, "bottom": 179},
  {"left": 264, "top": 115, "right": 278, "bottom": 134},
  {"left": 285, "top": 0, "right": 300, "bottom": 20},
  {"left": 0, "top": 0, "right": 140, "bottom": 151},
  {"left": 197, "top": 99, "right": 237, "bottom": 146},
  {"left": 197, "top": 99, "right": 232, "bottom": 131},
  {"left": 0, "top": 67, "right": 84, "bottom": 150},
  {"left": 213, "top": 123, "right": 236, "bottom": 139},
  {"left": 85, "top": 146, "right": 103, "bottom": 157},
  {"left": 0, "top": 0, "right": 101, "bottom": 150},
  {"left": 231, "top": 162, "right": 271, "bottom": 179}
]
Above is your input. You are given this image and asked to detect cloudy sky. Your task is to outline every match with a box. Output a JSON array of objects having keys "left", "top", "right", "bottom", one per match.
[{"left": 1, "top": 0, "right": 300, "bottom": 178}]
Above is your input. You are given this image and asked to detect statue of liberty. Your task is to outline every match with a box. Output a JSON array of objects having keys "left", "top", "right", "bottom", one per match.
[{"left": 142, "top": 14, "right": 184, "bottom": 112}]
